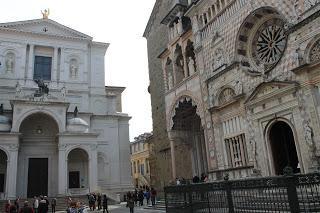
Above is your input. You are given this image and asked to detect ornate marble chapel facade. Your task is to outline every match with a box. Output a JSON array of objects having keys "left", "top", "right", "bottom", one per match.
[
  {"left": 0, "top": 17, "right": 132, "bottom": 199},
  {"left": 145, "top": 0, "right": 320, "bottom": 182}
]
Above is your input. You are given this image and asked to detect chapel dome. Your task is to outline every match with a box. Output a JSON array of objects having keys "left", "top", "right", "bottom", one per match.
[
  {"left": 0, "top": 115, "right": 11, "bottom": 132},
  {"left": 67, "top": 117, "right": 89, "bottom": 133}
]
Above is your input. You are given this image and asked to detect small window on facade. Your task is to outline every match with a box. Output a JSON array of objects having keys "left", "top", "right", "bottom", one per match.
[
  {"left": 223, "top": 116, "right": 248, "bottom": 168},
  {"left": 34, "top": 56, "right": 52, "bottom": 80}
]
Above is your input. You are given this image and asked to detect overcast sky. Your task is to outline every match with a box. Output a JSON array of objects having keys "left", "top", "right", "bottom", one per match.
[{"left": 1, "top": 0, "right": 155, "bottom": 140}]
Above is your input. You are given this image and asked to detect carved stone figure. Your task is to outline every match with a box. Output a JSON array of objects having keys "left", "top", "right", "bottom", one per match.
[
  {"left": 70, "top": 62, "right": 78, "bottom": 78},
  {"left": 304, "top": 122, "right": 314, "bottom": 147},
  {"left": 5, "top": 54, "right": 14, "bottom": 73},
  {"left": 213, "top": 49, "right": 224, "bottom": 70},
  {"left": 15, "top": 81, "right": 22, "bottom": 96},
  {"left": 41, "top": 9, "right": 50, "bottom": 19},
  {"left": 74, "top": 106, "right": 79, "bottom": 118},
  {"left": 167, "top": 71, "right": 173, "bottom": 90},
  {"left": 34, "top": 79, "right": 49, "bottom": 97},
  {"left": 61, "top": 86, "right": 67, "bottom": 98},
  {"left": 188, "top": 57, "right": 196, "bottom": 75},
  {"left": 235, "top": 80, "right": 243, "bottom": 95}
]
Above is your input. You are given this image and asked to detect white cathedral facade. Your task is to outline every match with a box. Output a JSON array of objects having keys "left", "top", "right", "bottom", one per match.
[{"left": 0, "top": 16, "right": 132, "bottom": 199}]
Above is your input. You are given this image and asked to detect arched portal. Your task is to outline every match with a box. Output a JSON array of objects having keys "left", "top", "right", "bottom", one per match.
[
  {"left": 67, "top": 148, "right": 89, "bottom": 190},
  {"left": 269, "top": 121, "right": 299, "bottom": 175},
  {"left": 18, "top": 113, "right": 59, "bottom": 197},
  {"left": 171, "top": 98, "right": 207, "bottom": 179},
  {"left": 0, "top": 150, "right": 7, "bottom": 196}
]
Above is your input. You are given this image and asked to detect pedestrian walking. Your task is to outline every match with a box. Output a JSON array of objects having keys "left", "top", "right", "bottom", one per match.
[
  {"left": 14, "top": 198, "right": 20, "bottom": 212},
  {"left": 33, "top": 197, "right": 39, "bottom": 213},
  {"left": 19, "top": 201, "right": 34, "bottom": 213},
  {"left": 126, "top": 192, "right": 134, "bottom": 213},
  {"left": 38, "top": 198, "right": 47, "bottom": 213},
  {"left": 151, "top": 188, "right": 157, "bottom": 206},
  {"left": 102, "top": 195, "right": 109, "bottom": 213},
  {"left": 144, "top": 189, "right": 150, "bottom": 206},
  {"left": 51, "top": 198, "right": 56, "bottom": 213},
  {"left": 97, "top": 193, "right": 102, "bottom": 210},
  {"left": 138, "top": 189, "right": 144, "bottom": 206}
]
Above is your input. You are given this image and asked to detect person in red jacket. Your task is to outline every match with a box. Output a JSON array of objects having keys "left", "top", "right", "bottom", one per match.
[{"left": 4, "top": 200, "right": 11, "bottom": 213}]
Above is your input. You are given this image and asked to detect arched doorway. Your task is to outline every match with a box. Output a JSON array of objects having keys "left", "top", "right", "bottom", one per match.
[
  {"left": 0, "top": 150, "right": 7, "bottom": 197},
  {"left": 171, "top": 98, "right": 208, "bottom": 179},
  {"left": 67, "top": 148, "right": 89, "bottom": 191},
  {"left": 269, "top": 121, "right": 299, "bottom": 175},
  {"left": 18, "top": 113, "right": 59, "bottom": 197}
]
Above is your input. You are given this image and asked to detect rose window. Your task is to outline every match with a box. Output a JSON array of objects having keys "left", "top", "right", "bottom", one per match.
[{"left": 251, "top": 19, "right": 287, "bottom": 72}]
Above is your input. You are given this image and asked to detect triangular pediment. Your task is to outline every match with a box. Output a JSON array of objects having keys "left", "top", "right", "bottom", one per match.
[
  {"left": 245, "top": 81, "right": 299, "bottom": 105},
  {"left": 0, "top": 19, "right": 92, "bottom": 40}
]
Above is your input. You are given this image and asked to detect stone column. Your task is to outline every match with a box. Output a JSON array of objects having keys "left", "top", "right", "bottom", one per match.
[
  {"left": 89, "top": 145, "right": 98, "bottom": 193},
  {"left": 58, "top": 145, "right": 67, "bottom": 196},
  {"left": 52, "top": 47, "right": 58, "bottom": 82},
  {"left": 6, "top": 145, "right": 18, "bottom": 199},
  {"left": 27, "top": 44, "right": 34, "bottom": 80},
  {"left": 168, "top": 131, "right": 177, "bottom": 179}
]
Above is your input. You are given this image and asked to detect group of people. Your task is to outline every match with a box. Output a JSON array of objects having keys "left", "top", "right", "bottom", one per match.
[
  {"left": 87, "top": 193, "right": 109, "bottom": 212},
  {"left": 125, "top": 187, "right": 157, "bottom": 213},
  {"left": 174, "top": 173, "right": 209, "bottom": 185},
  {"left": 5, "top": 196, "right": 56, "bottom": 213}
]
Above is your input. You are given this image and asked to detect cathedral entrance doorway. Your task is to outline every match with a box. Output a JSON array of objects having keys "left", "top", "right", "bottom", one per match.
[
  {"left": 18, "top": 113, "right": 59, "bottom": 197},
  {"left": 171, "top": 98, "right": 207, "bottom": 179},
  {"left": 269, "top": 121, "right": 299, "bottom": 175},
  {"left": 27, "top": 158, "right": 48, "bottom": 197}
]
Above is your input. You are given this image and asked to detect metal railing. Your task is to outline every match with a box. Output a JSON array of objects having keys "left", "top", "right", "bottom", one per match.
[{"left": 164, "top": 172, "right": 320, "bottom": 213}]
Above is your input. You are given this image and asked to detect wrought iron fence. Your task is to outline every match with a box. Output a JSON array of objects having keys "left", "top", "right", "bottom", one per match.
[{"left": 164, "top": 172, "right": 320, "bottom": 213}]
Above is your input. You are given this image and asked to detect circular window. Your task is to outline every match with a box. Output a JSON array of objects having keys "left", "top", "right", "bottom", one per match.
[
  {"left": 236, "top": 8, "right": 288, "bottom": 75},
  {"left": 251, "top": 18, "right": 287, "bottom": 72}
]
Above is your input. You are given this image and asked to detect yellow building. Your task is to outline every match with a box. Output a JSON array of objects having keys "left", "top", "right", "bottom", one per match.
[{"left": 130, "top": 133, "right": 153, "bottom": 188}]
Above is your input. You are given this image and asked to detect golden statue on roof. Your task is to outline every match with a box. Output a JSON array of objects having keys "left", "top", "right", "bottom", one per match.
[{"left": 41, "top": 9, "right": 50, "bottom": 19}]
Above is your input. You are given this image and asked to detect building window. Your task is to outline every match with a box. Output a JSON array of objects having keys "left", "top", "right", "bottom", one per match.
[
  {"left": 133, "top": 162, "right": 136, "bottom": 174},
  {"left": 141, "top": 164, "right": 145, "bottom": 175},
  {"left": 222, "top": 116, "right": 248, "bottom": 168},
  {"left": 225, "top": 134, "right": 247, "bottom": 167},
  {"left": 34, "top": 56, "right": 52, "bottom": 80}
]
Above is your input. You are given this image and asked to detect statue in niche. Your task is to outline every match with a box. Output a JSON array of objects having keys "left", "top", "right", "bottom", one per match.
[
  {"left": 235, "top": 80, "right": 243, "bottom": 95},
  {"left": 188, "top": 57, "right": 196, "bottom": 75},
  {"left": 5, "top": 53, "right": 14, "bottom": 73},
  {"left": 167, "top": 71, "right": 173, "bottom": 90},
  {"left": 70, "top": 60, "right": 78, "bottom": 78},
  {"left": 304, "top": 122, "right": 314, "bottom": 147}
]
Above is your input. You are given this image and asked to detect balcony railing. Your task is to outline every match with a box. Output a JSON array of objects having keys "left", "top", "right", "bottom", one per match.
[{"left": 164, "top": 172, "right": 320, "bottom": 213}]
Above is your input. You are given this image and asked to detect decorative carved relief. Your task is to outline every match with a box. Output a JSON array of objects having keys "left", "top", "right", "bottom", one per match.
[
  {"left": 304, "top": 0, "right": 320, "bottom": 11},
  {"left": 310, "top": 39, "right": 320, "bottom": 63},
  {"left": 218, "top": 88, "right": 235, "bottom": 105},
  {"left": 212, "top": 48, "right": 225, "bottom": 70}
]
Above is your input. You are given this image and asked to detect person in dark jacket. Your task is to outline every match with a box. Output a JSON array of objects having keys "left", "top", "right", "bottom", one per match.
[
  {"left": 14, "top": 198, "right": 20, "bottom": 212},
  {"left": 38, "top": 199, "right": 47, "bottom": 213},
  {"left": 97, "top": 194, "right": 102, "bottom": 210},
  {"left": 102, "top": 195, "right": 109, "bottom": 213},
  {"left": 51, "top": 198, "right": 56, "bottom": 213},
  {"left": 126, "top": 192, "right": 134, "bottom": 213},
  {"left": 9, "top": 204, "right": 17, "bottom": 213},
  {"left": 19, "top": 201, "right": 34, "bottom": 213}
]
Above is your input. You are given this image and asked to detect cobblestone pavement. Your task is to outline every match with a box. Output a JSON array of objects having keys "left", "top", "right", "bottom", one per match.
[{"left": 109, "top": 204, "right": 165, "bottom": 213}]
